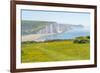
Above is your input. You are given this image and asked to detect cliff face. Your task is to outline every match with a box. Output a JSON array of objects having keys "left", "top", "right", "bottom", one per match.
[
  {"left": 37, "top": 23, "right": 83, "bottom": 34},
  {"left": 37, "top": 23, "right": 67, "bottom": 34},
  {"left": 21, "top": 20, "right": 83, "bottom": 35}
]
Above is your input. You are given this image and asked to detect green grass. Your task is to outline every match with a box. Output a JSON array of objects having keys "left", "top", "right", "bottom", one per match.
[{"left": 21, "top": 40, "right": 90, "bottom": 63}]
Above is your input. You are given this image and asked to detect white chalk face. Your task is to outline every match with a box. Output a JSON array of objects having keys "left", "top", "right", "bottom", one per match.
[{"left": 16, "top": 4, "right": 95, "bottom": 69}]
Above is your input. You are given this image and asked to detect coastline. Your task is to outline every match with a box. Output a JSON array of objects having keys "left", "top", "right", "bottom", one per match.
[{"left": 22, "top": 33, "right": 54, "bottom": 42}]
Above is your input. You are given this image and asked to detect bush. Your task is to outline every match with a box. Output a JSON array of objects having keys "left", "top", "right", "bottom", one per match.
[
  {"left": 86, "top": 36, "right": 90, "bottom": 39},
  {"left": 73, "top": 36, "right": 90, "bottom": 44},
  {"left": 74, "top": 39, "right": 88, "bottom": 43}
]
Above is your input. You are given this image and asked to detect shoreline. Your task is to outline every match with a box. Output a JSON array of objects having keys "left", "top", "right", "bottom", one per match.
[{"left": 22, "top": 33, "right": 54, "bottom": 42}]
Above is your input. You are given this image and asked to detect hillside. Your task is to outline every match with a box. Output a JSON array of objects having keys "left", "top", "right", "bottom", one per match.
[
  {"left": 21, "top": 20, "right": 83, "bottom": 35},
  {"left": 21, "top": 20, "right": 55, "bottom": 35}
]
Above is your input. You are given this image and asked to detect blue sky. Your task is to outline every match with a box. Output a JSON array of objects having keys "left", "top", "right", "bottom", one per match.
[{"left": 21, "top": 10, "right": 90, "bottom": 30}]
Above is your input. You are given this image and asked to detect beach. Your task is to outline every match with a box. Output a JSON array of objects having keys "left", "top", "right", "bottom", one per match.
[{"left": 22, "top": 33, "right": 54, "bottom": 42}]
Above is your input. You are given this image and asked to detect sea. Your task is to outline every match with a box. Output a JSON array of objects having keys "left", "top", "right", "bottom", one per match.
[{"left": 37, "top": 28, "right": 90, "bottom": 41}]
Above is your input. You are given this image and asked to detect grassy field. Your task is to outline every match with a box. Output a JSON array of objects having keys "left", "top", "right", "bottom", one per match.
[{"left": 21, "top": 40, "right": 90, "bottom": 63}]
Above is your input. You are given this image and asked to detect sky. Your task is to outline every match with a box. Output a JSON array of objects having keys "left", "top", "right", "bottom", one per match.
[{"left": 21, "top": 9, "right": 91, "bottom": 30}]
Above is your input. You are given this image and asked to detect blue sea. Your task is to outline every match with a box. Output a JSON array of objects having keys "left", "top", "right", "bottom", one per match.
[{"left": 38, "top": 28, "right": 90, "bottom": 40}]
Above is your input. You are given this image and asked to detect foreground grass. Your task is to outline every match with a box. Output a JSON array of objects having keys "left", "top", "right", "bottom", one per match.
[{"left": 21, "top": 40, "right": 90, "bottom": 63}]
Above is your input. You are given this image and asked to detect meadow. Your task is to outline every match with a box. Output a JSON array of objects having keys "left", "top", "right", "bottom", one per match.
[{"left": 21, "top": 39, "right": 90, "bottom": 63}]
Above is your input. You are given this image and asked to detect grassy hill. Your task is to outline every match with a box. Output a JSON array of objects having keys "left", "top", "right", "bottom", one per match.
[{"left": 21, "top": 39, "right": 90, "bottom": 63}]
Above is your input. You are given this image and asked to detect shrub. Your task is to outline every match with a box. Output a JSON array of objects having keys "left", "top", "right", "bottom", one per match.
[
  {"left": 73, "top": 36, "right": 90, "bottom": 44},
  {"left": 86, "top": 36, "right": 90, "bottom": 39}
]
